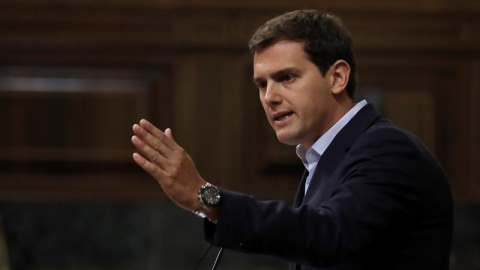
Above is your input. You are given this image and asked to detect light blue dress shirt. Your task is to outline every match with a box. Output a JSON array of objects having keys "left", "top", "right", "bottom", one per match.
[{"left": 296, "top": 100, "right": 368, "bottom": 195}]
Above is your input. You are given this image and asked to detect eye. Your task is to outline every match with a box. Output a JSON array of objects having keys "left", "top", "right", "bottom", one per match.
[
  {"left": 256, "top": 81, "right": 267, "bottom": 90},
  {"left": 280, "top": 73, "right": 296, "bottom": 83}
]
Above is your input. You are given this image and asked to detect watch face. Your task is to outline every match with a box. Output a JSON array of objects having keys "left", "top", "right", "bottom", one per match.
[{"left": 202, "top": 186, "right": 220, "bottom": 206}]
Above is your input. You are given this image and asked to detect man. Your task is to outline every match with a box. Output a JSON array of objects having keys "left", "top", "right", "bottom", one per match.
[{"left": 131, "top": 9, "right": 453, "bottom": 269}]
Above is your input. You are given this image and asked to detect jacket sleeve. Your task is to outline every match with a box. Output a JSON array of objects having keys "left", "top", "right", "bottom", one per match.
[{"left": 204, "top": 127, "right": 448, "bottom": 268}]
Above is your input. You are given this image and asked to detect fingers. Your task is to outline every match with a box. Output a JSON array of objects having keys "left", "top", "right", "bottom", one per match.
[
  {"left": 139, "top": 119, "right": 177, "bottom": 149},
  {"left": 132, "top": 125, "right": 171, "bottom": 158},
  {"left": 132, "top": 121, "right": 177, "bottom": 158},
  {"left": 165, "top": 128, "right": 173, "bottom": 139},
  {"left": 131, "top": 135, "right": 168, "bottom": 166},
  {"left": 132, "top": 152, "right": 166, "bottom": 181},
  {"left": 131, "top": 120, "right": 203, "bottom": 212}
]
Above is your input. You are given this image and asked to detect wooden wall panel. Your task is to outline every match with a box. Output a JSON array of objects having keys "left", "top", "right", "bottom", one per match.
[
  {"left": 0, "top": 0, "right": 478, "bottom": 202},
  {"left": 384, "top": 90, "right": 436, "bottom": 153},
  {"left": 0, "top": 66, "right": 173, "bottom": 200},
  {"left": 468, "top": 59, "right": 480, "bottom": 201},
  {"left": 440, "top": 63, "right": 474, "bottom": 202}
]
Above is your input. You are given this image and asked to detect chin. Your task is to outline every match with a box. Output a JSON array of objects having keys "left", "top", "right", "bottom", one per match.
[{"left": 275, "top": 133, "right": 299, "bottom": 146}]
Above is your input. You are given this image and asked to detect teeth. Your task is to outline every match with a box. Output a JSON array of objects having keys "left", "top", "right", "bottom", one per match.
[{"left": 275, "top": 112, "right": 291, "bottom": 121}]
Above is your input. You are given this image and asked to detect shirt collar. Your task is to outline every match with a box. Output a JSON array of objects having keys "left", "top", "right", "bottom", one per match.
[{"left": 296, "top": 99, "right": 368, "bottom": 162}]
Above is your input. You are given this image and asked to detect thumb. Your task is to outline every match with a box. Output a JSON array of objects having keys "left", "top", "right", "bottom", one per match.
[{"left": 165, "top": 128, "right": 174, "bottom": 139}]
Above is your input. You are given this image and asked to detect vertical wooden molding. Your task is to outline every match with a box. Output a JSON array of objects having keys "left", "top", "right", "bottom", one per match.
[
  {"left": 218, "top": 56, "right": 250, "bottom": 189},
  {"left": 173, "top": 58, "right": 199, "bottom": 158},
  {"left": 470, "top": 59, "right": 480, "bottom": 200}
]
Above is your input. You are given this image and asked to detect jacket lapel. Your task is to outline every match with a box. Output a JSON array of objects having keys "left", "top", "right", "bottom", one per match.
[
  {"left": 302, "top": 104, "right": 381, "bottom": 204},
  {"left": 293, "top": 169, "right": 309, "bottom": 207}
]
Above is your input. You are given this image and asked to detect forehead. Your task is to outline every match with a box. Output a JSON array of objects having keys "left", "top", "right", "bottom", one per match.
[{"left": 253, "top": 40, "right": 309, "bottom": 74}]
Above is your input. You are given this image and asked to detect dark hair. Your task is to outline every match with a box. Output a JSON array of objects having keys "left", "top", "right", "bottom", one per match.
[{"left": 249, "top": 9, "right": 357, "bottom": 99}]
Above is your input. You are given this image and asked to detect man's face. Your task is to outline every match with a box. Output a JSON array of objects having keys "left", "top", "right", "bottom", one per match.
[{"left": 253, "top": 40, "right": 339, "bottom": 149}]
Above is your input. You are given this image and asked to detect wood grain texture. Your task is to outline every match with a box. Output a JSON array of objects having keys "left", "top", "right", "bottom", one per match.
[{"left": 0, "top": 0, "right": 478, "bottom": 201}]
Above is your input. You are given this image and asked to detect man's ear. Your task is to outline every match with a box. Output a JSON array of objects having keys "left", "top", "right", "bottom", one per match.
[{"left": 329, "top": 60, "right": 351, "bottom": 95}]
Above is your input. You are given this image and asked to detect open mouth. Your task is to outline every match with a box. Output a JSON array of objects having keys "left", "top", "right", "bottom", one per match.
[{"left": 274, "top": 112, "right": 294, "bottom": 121}]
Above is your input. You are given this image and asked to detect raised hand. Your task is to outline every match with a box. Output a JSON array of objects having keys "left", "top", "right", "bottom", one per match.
[{"left": 131, "top": 119, "right": 206, "bottom": 212}]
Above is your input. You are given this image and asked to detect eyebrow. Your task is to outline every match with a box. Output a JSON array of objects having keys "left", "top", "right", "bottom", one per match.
[{"left": 253, "top": 67, "right": 301, "bottom": 84}]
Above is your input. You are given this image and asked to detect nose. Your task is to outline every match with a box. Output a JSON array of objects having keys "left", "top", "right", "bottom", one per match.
[{"left": 263, "top": 82, "right": 282, "bottom": 107}]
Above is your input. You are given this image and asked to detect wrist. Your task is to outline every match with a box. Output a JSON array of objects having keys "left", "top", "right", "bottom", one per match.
[
  {"left": 206, "top": 209, "right": 219, "bottom": 224},
  {"left": 193, "top": 182, "right": 220, "bottom": 223}
]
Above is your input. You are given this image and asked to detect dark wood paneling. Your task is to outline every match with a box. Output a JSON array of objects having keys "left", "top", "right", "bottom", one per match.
[
  {"left": 0, "top": 66, "right": 173, "bottom": 199},
  {"left": 0, "top": 0, "right": 478, "bottom": 202}
]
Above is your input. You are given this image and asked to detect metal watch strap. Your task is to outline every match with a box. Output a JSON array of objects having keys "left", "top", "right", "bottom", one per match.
[
  {"left": 193, "top": 183, "right": 219, "bottom": 223},
  {"left": 193, "top": 204, "right": 214, "bottom": 218}
]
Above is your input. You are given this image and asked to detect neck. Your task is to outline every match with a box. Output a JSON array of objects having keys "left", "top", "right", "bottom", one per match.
[{"left": 301, "top": 97, "right": 354, "bottom": 149}]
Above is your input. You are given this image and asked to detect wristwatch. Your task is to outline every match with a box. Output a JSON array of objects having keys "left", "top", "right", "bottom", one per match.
[{"left": 193, "top": 182, "right": 220, "bottom": 219}]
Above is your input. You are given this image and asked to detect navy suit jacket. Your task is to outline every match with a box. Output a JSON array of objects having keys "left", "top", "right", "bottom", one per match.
[{"left": 205, "top": 104, "right": 453, "bottom": 269}]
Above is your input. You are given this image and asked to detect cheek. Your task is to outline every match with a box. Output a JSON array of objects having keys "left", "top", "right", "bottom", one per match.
[
  {"left": 260, "top": 99, "right": 268, "bottom": 112},
  {"left": 260, "top": 100, "right": 272, "bottom": 122},
  {"left": 259, "top": 94, "right": 267, "bottom": 108},
  {"left": 297, "top": 98, "right": 322, "bottom": 122}
]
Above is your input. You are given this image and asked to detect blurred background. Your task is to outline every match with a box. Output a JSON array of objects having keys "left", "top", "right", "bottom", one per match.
[{"left": 0, "top": 0, "right": 479, "bottom": 269}]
